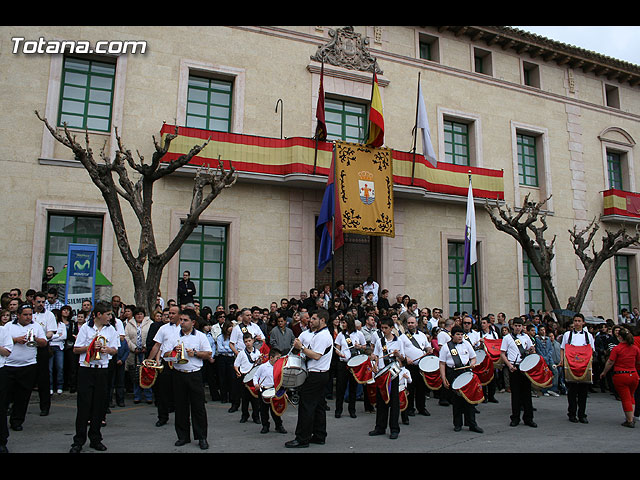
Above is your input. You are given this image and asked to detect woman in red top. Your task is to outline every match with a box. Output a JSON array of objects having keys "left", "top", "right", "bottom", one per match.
[{"left": 600, "top": 327, "right": 640, "bottom": 428}]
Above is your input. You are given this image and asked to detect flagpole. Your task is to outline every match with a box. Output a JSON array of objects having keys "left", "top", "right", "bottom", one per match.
[
  {"left": 331, "top": 145, "right": 336, "bottom": 294},
  {"left": 410, "top": 72, "right": 421, "bottom": 185},
  {"left": 365, "top": 60, "right": 377, "bottom": 145},
  {"left": 313, "top": 58, "right": 324, "bottom": 175}
]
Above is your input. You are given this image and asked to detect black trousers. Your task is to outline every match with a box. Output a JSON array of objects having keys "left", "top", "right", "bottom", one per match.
[
  {"left": 240, "top": 373, "right": 260, "bottom": 421},
  {"left": 0, "top": 367, "right": 8, "bottom": 447},
  {"left": 335, "top": 361, "right": 357, "bottom": 415},
  {"left": 407, "top": 363, "right": 427, "bottom": 413},
  {"left": 445, "top": 367, "right": 478, "bottom": 428},
  {"left": 216, "top": 355, "right": 235, "bottom": 402},
  {"left": 567, "top": 382, "right": 589, "bottom": 419},
  {"left": 483, "top": 374, "right": 498, "bottom": 401},
  {"left": 155, "top": 363, "right": 175, "bottom": 422},
  {"left": 73, "top": 366, "right": 109, "bottom": 447},
  {"left": 172, "top": 369, "right": 208, "bottom": 442},
  {"left": 508, "top": 369, "right": 534, "bottom": 423},
  {"left": 36, "top": 347, "right": 51, "bottom": 412},
  {"left": 294, "top": 371, "right": 330, "bottom": 443},
  {"left": 374, "top": 376, "right": 400, "bottom": 434},
  {"left": 5, "top": 364, "right": 37, "bottom": 429},
  {"left": 259, "top": 392, "right": 283, "bottom": 428}
]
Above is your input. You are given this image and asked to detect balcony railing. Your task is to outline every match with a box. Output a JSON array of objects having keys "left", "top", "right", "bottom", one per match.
[
  {"left": 160, "top": 125, "right": 505, "bottom": 201},
  {"left": 603, "top": 188, "right": 640, "bottom": 222}
]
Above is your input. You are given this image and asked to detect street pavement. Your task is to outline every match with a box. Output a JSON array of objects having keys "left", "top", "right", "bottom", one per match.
[{"left": 4, "top": 386, "right": 638, "bottom": 455}]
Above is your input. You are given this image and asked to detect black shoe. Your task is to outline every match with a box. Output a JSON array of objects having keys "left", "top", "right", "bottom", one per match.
[
  {"left": 407, "top": 410, "right": 415, "bottom": 417},
  {"left": 239, "top": 417, "right": 248, "bottom": 423},
  {"left": 402, "top": 418, "right": 410, "bottom": 425},
  {"left": 155, "top": 419, "right": 168, "bottom": 427},
  {"left": 454, "top": 425, "right": 462, "bottom": 432},
  {"left": 439, "top": 400, "right": 450, "bottom": 407},
  {"left": 389, "top": 432, "right": 399, "bottom": 439},
  {"left": 253, "top": 417, "right": 261, "bottom": 424},
  {"left": 174, "top": 439, "right": 190, "bottom": 446},
  {"left": 568, "top": 416, "right": 579, "bottom": 423},
  {"left": 418, "top": 410, "right": 431, "bottom": 416},
  {"left": 198, "top": 439, "right": 209, "bottom": 450},
  {"left": 349, "top": 412, "right": 357, "bottom": 419},
  {"left": 509, "top": 420, "right": 519, "bottom": 427},
  {"left": 368, "top": 429, "right": 385, "bottom": 436},
  {"left": 117, "top": 402, "right": 125, "bottom": 407},
  {"left": 334, "top": 412, "right": 342, "bottom": 418},
  {"left": 10, "top": 425, "right": 22, "bottom": 431},
  {"left": 40, "top": 410, "right": 49, "bottom": 416},
  {"left": 469, "top": 425, "right": 484, "bottom": 433},
  {"left": 69, "top": 444, "right": 82, "bottom": 453},
  {"left": 275, "top": 426, "right": 288, "bottom": 434},
  {"left": 285, "top": 439, "right": 309, "bottom": 448},
  {"left": 260, "top": 426, "right": 269, "bottom": 434},
  {"left": 524, "top": 421, "right": 537, "bottom": 428},
  {"left": 488, "top": 398, "right": 499, "bottom": 403},
  {"left": 579, "top": 417, "right": 589, "bottom": 424},
  {"left": 309, "top": 436, "right": 325, "bottom": 445},
  {"left": 228, "top": 406, "right": 238, "bottom": 413},
  {"left": 89, "top": 442, "right": 107, "bottom": 451}
]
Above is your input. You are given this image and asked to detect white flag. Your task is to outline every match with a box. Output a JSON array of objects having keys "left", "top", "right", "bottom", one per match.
[
  {"left": 417, "top": 82, "right": 437, "bottom": 168},
  {"left": 462, "top": 177, "right": 477, "bottom": 285}
]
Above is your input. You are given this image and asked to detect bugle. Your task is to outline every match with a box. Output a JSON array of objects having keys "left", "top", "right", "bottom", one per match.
[{"left": 25, "top": 328, "right": 37, "bottom": 347}]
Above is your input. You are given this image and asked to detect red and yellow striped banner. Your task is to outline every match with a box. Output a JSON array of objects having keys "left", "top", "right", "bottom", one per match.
[
  {"left": 603, "top": 188, "right": 640, "bottom": 218},
  {"left": 159, "top": 125, "right": 504, "bottom": 200}
]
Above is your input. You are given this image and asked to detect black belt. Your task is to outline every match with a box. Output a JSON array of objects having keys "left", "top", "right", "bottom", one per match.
[{"left": 613, "top": 370, "right": 635, "bottom": 374}]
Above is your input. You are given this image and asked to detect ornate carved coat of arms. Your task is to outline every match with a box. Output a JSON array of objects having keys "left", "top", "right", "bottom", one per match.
[{"left": 311, "top": 26, "right": 382, "bottom": 74}]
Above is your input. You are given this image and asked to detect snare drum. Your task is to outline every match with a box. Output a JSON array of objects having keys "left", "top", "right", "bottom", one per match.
[
  {"left": 374, "top": 360, "right": 401, "bottom": 381},
  {"left": 347, "top": 354, "right": 373, "bottom": 384},
  {"left": 472, "top": 349, "right": 495, "bottom": 386},
  {"left": 262, "top": 387, "right": 276, "bottom": 403},
  {"left": 243, "top": 365, "right": 259, "bottom": 384},
  {"left": 280, "top": 353, "right": 308, "bottom": 388},
  {"left": 451, "top": 371, "right": 485, "bottom": 404},
  {"left": 418, "top": 356, "right": 442, "bottom": 390}
]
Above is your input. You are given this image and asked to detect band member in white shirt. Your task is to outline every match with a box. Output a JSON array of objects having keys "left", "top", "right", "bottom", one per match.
[
  {"left": 500, "top": 317, "right": 537, "bottom": 428},
  {"left": 233, "top": 333, "right": 262, "bottom": 424},
  {"left": 285, "top": 308, "right": 333, "bottom": 448},
  {"left": 70, "top": 301, "right": 120, "bottom": 453},
  {"left": 32, "top": 292, "right": 57, "bottom": 416},
  {"left": 0, "top": 319, "right": 14, "bottom": 452},
  {"left": 401, "top": 315, "right": 433, "bottom": 417},
  {"left": 369, "top": 317, "right": 405, "bottom": 440},
  {"left": 334, "top": 314, "right": 366, "bottom": 418},
  {"left": 439, "top": 326, "right": 482, "bottom": 433},
  {"left": 162, "top": 308, "right": 212, "bottom": 450},
  {"left": 558, "top": 313, "right": 595, "bottom": 424},
  {"left": 254, "top": 348, "right": 287, "bottom": 434}
]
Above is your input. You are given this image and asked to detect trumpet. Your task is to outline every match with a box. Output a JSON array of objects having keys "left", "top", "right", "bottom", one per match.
[
  {"left": 177, "top": 341, "right": 189, "bottom": 365},
  {"left": 25, "top": 329, "right": 37, "bottom": 347},
  {"left": 91, "top": 335, "right": 107, "bottom": 361}
]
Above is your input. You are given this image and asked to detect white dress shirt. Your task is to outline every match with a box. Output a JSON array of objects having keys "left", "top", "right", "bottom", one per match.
[
  {"left": 373, "top": 333, "right": 405, "bottom": 370},
  {"left": 230, "top": 322, "right": 264, "bottom": 351},
  {"left": 500, "top": 333, "right": 534, "bottom": 366},
  {"left": 335, "top": 330, "right": 366, "bottom": 362},
  {"left": 75, "top": 321, "right": 120, "bottom": 368},
  {"left": 5, "top": 321, "right": 46, "bottom": 367},
  {"left": 400, "top": 329, "right": 430, "bottom": 363},
  {"left": 439, "top": 339, "right": 476, "bottom": 368},
  {"left": 234, "top": 347, "right": 261, "bottom": 375},
  {"left": 0, "top": 325, "right": 14, "bottom": 368},
  {"left": 302, "top": 327, "right": 333, "bottom": 372},
  {"left": 166, "top": 329, "right": 212, "bottom": 372}
]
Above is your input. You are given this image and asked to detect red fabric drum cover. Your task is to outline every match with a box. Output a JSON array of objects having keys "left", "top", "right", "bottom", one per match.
[
  {"left": 519, "top": 353, "right": 553, "bottom": 388},
  {"left": 270, "top": 393, "right": 287, "bottom": 416},
  {"left": 139, "top": 364, "right": 158, "bottom": 389},
  {"left": 347, "top": 354, "right": 373, "bottom": 384},
  {"left": 399, "top": 388, "right": 408, "bottom": 411},
  {"left": 418, "top": 355, "right": 442, "bottom": 390},
  {"left": 472, "top": 349, "right": 495, "bottom": 385},
  {"left": 483, "top": 338, "right": 503, "bottom": 364},
  {"left": 451, "top": 371, "right": 485, "bottom": 404},
  {"left": 563, "top": 344, "right": 593, "bottom": 383}
]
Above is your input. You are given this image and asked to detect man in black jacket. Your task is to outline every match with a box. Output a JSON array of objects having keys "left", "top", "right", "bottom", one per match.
[{"left": 177, "top": 271, "right": 197, "bottom": 307}]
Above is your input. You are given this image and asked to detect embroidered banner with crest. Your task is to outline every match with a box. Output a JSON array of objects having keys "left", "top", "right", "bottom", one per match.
[{"left": 335, "top": 141, "right": 394, "bottom": 237}]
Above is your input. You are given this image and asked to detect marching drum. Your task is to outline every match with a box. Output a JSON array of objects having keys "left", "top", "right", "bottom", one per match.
[
  {"left": 418, "top": 355, "right": 442, "bottom": 390},
  {"left": 374, "top": 360, "right": 401, "bottom": 381},
  {"left": 519, "top": 353, "right": 553, "bottom": 388},
  {"left": 347, "top": 354, "right": 373, "bottom": 384},
  {"left": 472, "top": 349, "right": 495, "bottom": 386},
  {"left": 280, "top": 353, "right": 308, "bottom": 388},
  {"left": 243, "top": 365, "right": 259, "bottom": 384},
  {"left": 563, "top": 344, "right": 593, "bottom": 383},
  {"left": 262, "top": 387, "right": 276, "bottom": 403},
  {"left": 451, "top": 371, "right": 485, "bottom": 404}
]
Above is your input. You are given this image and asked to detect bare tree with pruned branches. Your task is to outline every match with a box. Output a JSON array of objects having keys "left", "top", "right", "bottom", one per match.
[
  {"left": 36, "top": 111, "right": 236, "bottom": 314},
  {"left": 485, "top": 193, "right": 640, "bottom": 316}
]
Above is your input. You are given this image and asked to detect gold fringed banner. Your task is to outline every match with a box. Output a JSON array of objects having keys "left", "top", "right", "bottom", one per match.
[{"left": 335, "top": 141, "right": 394, "bottom": 238}]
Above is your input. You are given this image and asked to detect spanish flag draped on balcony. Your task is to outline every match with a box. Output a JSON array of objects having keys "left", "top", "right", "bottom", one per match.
[{"left": 366, "top": 68, "right": 384, "bottom": 148}]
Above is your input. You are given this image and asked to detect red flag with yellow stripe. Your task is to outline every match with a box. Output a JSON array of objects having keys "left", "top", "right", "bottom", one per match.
[{"left": 366, "top": 71, "right": 384, "bottom": 147}]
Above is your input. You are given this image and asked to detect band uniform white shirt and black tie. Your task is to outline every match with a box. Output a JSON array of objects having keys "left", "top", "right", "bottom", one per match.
[
  {"left": 304, "top": 327, "right": 333, "bottom": 372},
  {"left": 75, "top": 321, "right": 120, "bottom": 368},
  {"left": 335, "top": 330, "right": 366, "bottom": 363},
  {"left": 439, "top": 339, "right": 477, "bottom": 368},
  {"left": 481, "top": 329, "right": 499, "bottom": 340},
  {"left": 254, "top": 360, "right": 275, "bottom": 390},
  {"left": 373, "top": 333, "right": 405, "bottom": 370},
  {"left": 437, "top": 329, "right": 452, "bottom": 348},
  {"left": 230, "top": 322, "right": 264, "bottom": 352},
  {"left": 234, "top": 347, "right": 261, "bottom": 375},
  {"left": 400, "top": 329, "right": 430, "bottom": 364},
  {"left": 165, "top": 329, "right": 212, "bottom": 373},
  {"left": 560, "top": 328, "right": 595, "bottom": 351},
  {"left": 500, "top": 332, "right": 534, "bottom": 368},
  {"left": 463, "top": 330, "right": 482, "bottom": 350}
]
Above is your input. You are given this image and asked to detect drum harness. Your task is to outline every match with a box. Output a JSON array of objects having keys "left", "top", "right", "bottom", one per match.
[{"left": 511, "top": 333, "right": 529, "bottom": 369}]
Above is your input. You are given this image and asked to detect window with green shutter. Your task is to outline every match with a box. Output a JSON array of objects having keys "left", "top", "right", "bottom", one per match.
[
  {"left": 185, "top": 75, "right": 233, "bottom": 132},
  {"left": 178, "top": 224, "right": 227, "bottom": 309},
  {"left": 517, "top": 134, "right": 539, "bottom": 187},
  {"left": 448, "top": 242, "right": 475, "bottom": 314},
  {"left": 607, "top": 152, "right": 623, "bottom": 190},
  {"left": 325, "top": 98, "right": 367, "bottom": 144},
  {"left": 45, "top": 214, "right": 103, "bottom": 275},
  {"left": 58, "top": 57, "right": 115, "bottom": 132},
  {"left": 444, "top": 120, "right": 470, "bottom": 166},
  {"left": 523, "top": 251, "right": 545, "bottom": 312},
  {"left": 615, "top": 255, "right": 632, "bottom": 313}
]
